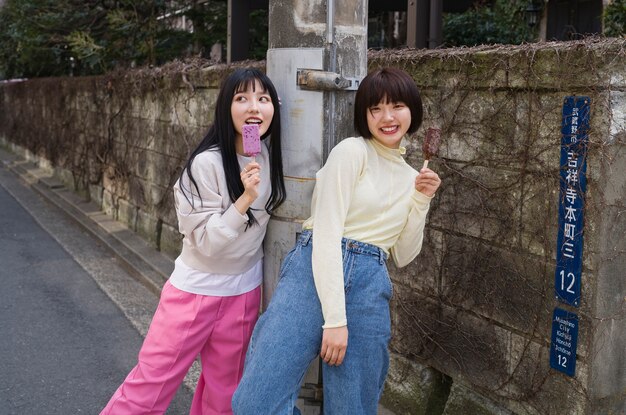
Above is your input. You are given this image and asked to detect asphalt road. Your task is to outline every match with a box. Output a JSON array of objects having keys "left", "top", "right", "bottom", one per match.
[{"left": 0, "top": 167, "right": 193, "bottom": 414}]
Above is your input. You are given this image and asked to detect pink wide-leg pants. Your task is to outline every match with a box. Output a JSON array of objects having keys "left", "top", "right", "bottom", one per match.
[{"left": 100, "top": 281, "right": 261, "bottom": 415}]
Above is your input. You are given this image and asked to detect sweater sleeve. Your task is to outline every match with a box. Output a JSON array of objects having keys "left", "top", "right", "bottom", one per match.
[
  {"left": 311, "top": 139, "right": 366, "bottom": 329},
  {"left": 174, "top": 152, "right": 249, "bottom": 257},
  {"left": 390, "top": 190, "right": 433, "bottom": 268}
]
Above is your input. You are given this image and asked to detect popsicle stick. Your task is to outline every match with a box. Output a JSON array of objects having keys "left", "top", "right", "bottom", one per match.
[{"left": 422, "top": 159, "right": 429, "bottom": 170}]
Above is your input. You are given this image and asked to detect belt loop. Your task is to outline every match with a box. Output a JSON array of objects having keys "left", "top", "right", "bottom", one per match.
[
  {"left": 378, "top": 248, "right": 385, "bottom": 265},
  {"left": 300, "top": 230, "right": 312, "bottom": 246}
]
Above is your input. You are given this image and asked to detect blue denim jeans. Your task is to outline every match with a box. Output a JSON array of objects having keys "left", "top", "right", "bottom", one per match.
[{"left": 232, "top": 231, "right": 392, "bottom": 415}]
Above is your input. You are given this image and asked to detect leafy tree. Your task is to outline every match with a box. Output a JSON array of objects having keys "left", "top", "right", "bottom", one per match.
[
  {"left": 443, "top": 0, "right": 533, "bottom": 47},
  {"left": 0, "top": 0, "right": 105, "bottom": 78},
  {"left": 603, "top": 0, "right": 626, "bottom": 37},
  {"left": 0, "top": 0, "right": 229, "bottom": 80},
  {"left": 182, "top": 0, "right": 227, "bottom": 58}
]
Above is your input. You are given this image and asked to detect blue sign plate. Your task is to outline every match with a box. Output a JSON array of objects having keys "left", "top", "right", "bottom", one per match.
[
  {"left": 550, "top": 308, "right": 579, "bottom": 377},
  {"left": 554, "top": 96, "right": 590, "bottom": 307}
]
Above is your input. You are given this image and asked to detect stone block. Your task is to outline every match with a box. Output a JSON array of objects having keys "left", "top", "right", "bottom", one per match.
[
  {"left": 439, "top": 233, "right": 559, "bottom": 334},
  {"left": 391, "top": 292, "right": 592, "bottom": 414},
  {"left": 518, "top": 170, "right": 560, "bottom": 259},
  {"left": 442, "top": 382, "right": 513, "bottom": 415},
  {"left": 55, "top": 166, "right": 76, "bottom": 190},
  {"left": 156, "top": 121, "right": 203, "bottom": 161},
  {"left": 371, "top": 49, "right": 510, "bottom": 90},
  {"left": 508, "top": 40, "right": 626, "bottom": 90},
  {"left": 150, "top": 87, "right": 217, "bottom": 126},
  {"left": 102, "top": 188, "right": 116, "bottom": 218},
  {"left": 171, "top": 94, "right": 200, "bottom": 127},
  {"left": 405, "top": 91, "right": 520, "bottom": 168},
  {"left": 124, "top": 172, "right": 144, "bottom": 205},
  {"left": 157, "top": 187, "right": 177, "bottom": 226},
  {"left": 498, "top": 331, "right": 589, "bottom": 415},
  {"left": 145, "top": 183, "right": 169, "bottom": 213},
  {"left": 89, "top": 184, "right": 103, "bottom": 208},
  {"left": 381, "top": 353, "right": 452, "bottom": 415},
  {"left": 390, "top": 294, "right": 511, "bottom": 389},
  {"left": 512, "top": 92, "right": 565, "bottom": 171},
  {"left": 136, "top": 208, "right": 159, "bottom": 248},
  {"left": 159, "top": 222, "right": 182, "bottom": 260},
  {"left": 390, "top": 228, "right": 443, "bottom": 297},
  {"left": 117, "top": 198, "right": 137, "bottom": 231},
  {"left": 144, "top": 150, "right": 181, "bottom": 189},
  {"left": 422, "top": 163, "right": 523, "bottom": 247}
]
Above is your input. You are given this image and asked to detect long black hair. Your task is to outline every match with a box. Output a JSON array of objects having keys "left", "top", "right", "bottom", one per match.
[{"left": 179, "top": 68, "right": 286, "bottom": 227}]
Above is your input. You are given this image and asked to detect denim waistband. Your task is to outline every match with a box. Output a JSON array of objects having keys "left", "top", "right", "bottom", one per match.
[{"left": 298, "top": 230, "right": 387, "bottom": 264}]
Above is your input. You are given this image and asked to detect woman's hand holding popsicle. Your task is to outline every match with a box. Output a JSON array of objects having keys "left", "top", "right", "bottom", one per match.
[
  {"left": 235, "top": 161, "right": 261, "bottom": 215},
  {"left": 415, "top": 167, "right": 441, "bottom": 197}
]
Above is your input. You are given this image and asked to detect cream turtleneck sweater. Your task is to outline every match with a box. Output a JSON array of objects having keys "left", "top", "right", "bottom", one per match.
[{"left": 302, "top": 137, "right": 433, "bottom": 328}]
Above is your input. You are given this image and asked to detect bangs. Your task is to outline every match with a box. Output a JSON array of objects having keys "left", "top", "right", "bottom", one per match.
[
  {"left": 234, "top": 76, "right": 268, "bottom": 94},
  {"left": 364, "top": 71, "right": 414, "bottom": 106}
]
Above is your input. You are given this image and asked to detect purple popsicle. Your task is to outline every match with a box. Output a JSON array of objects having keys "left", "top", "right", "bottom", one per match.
[{"left": 242, "top": 124, "right": 261, "bottom": 157}]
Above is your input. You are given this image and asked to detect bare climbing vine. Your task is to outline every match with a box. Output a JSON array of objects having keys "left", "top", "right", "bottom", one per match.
[
  {"left": 369, "top": 37, "right": 626, "bottom": 414},
  {"left": 1, "top": 38, "right": 624, "bottom": 414}
]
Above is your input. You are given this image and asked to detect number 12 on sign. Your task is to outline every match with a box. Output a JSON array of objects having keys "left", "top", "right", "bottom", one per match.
[
  {"left": 559, "top": 270, "right": 576, "bottom": 296},
  {"left": 554, "top": 96, "right": 589, "bottom": 307},
  {"left": 550, "top": 308, "right": 579, "bottom": 377}
]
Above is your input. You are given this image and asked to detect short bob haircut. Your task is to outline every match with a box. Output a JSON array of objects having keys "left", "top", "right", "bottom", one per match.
[{"left": 354, "top": 67, "right": 423, "bottom": 139}]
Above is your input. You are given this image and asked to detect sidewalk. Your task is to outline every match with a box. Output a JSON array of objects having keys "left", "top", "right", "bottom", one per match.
[
  {"left": 0, "top": 147, "right": 206, "bottom": 392},
  {"left": 0, "top": 146, "right": 396, "bottom": 415},
  {"left": 0, "top": 149, "right": 194, "bottom": 413},
  {"left": 0, "top": 149, "right": 174, "bottom": 297}
]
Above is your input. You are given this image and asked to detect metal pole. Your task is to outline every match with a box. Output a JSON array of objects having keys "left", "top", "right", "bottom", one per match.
[
  {"left": 407, "top": 0, "right": 430, "bottom": 48},
  {"left": 227, "top": 0, "right": 250, "bottom": 63},
  {"left": 428, "top": 0, "right": 442, "bottom": 48},
  {"left": 265, "top": 0, "right": 368, "bottom": 410}
]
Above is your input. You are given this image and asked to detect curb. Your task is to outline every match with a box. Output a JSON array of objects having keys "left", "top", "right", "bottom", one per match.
[{"left": 0, "top": 149, "right": 173, "bottom": 296}]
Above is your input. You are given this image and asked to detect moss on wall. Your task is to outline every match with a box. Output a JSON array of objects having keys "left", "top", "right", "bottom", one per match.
[{"left": 1, "top": 39, "right": 625, "bottom": 414}]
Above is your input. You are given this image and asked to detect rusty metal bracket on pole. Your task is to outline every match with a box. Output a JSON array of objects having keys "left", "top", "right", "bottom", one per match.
[{"left": 296, "top": 69, "right": 361, "bottom": 91}]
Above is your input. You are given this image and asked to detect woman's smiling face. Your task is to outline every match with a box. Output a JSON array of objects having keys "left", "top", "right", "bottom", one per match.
[{"left": 366, "top": 98, "right": 412, "bottom": 149}]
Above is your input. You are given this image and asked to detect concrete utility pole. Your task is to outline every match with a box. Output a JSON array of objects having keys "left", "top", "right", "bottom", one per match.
[
  {"left": 263, "top": 1, "right": 368, "bottom": 409},
  {"left": 264, "top": 0, "right": 368, "bottom": 304}
]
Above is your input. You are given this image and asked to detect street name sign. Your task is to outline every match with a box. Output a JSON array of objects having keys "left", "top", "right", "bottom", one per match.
[{"left": 554, "top": 96, "right": 590, "bottom": 307}]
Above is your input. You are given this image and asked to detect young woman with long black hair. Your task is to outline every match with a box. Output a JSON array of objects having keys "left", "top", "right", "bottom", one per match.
[{"left": 101, "top": 67, "right": 285, "bottom": 415}]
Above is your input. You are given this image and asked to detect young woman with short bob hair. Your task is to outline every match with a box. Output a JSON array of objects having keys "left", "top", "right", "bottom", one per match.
[{"left": 232, "top": 67, "right": 441, "bottom": 414}]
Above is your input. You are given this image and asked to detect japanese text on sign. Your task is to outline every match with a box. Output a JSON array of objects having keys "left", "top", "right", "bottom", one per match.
[{"left": 555, "top": 97, "right": 590, "bottom": 307}]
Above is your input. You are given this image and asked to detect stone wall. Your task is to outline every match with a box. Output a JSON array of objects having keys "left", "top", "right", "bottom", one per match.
[
  {"left": 1, "top": 39, "right": 624, "bottom": 414},
  {"left": 371, "top": 39, "right": 626, "bottom": 415},
  {"left": 0, "top": 64, "right": 252, "bottom": 257}
]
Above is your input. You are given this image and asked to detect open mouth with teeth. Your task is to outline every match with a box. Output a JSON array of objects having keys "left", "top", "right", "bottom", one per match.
[
  {"left": 245, "top": 118, "right": 262, "bottom": 125},
  {"left": 380, "top": 126, "right": 399, "bottom": 134}
]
